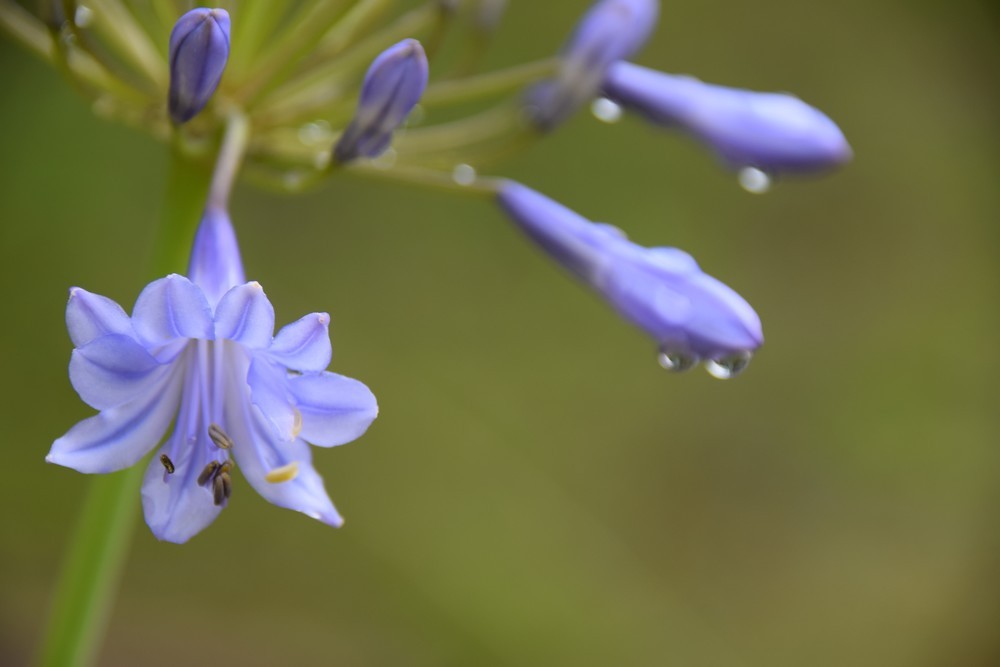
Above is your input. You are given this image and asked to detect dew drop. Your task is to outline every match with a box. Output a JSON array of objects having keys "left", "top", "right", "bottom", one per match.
[
  {"left": 283, "top": 170, "right": 306, "bottom": 191},
  {"left": 91, "top": 96, "right": 115, "bottom": 118},
  {"left": 74, "top": 5, "right": 93, "bottom": 28},
  {"left": 298, "top": 120, "right": 333, "bottom": 147},
  {"left": 704, "top": 351, "right": 753, "bottom": 379},
  {"left": 737, "top": 167, "right": 771, "bottom": 194},
  {"left": 452, "top": 163, "right": 477, "bottom": 186},
  {"left": 590, "top": 97, "right": 623, "bottom": 124},
  {"left": 657, "top": 347, "right": 698, "bottom": 373},
  {"left": 313, "top": 151, "right": 331, "bottom": 170}
]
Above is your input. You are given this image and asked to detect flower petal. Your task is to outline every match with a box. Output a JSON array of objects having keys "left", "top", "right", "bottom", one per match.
[
  {"left": 47, "top": 366, "right": 183, "bottom": 473},
  {"left": 141, "top": 436, "right": 225, "bottom": 544},
  {"left": 246, "top": 356, "right": 298, "bottom": 441},
  {"left": 66, "top": 288, "right": 134, "bottom": 348},
  {"left": 132, "top": 274, "right": 214, "bottom": 350},
  {"left": 69, "top": 334, "right": 174, "bottom": 410},
  {"left": 268, "top": 313, "right": 332, "bottom": 372},
  {"left": 228, "top": 406, "right": 343, "bottom": 527},
  {"left": 289, "top": 372, "right": 378, "bottom": 447},
  {"left": 214, "top": 282, "right": 275, "bottom": 349}
]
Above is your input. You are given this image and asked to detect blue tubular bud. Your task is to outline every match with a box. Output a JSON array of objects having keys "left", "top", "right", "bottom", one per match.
[
  {"left": 603, "top": 61, "right": 853, "bottom": 173},
  {"left": 496, "top": 181, "right": 762, "bottom": 364},
  {"left": 168, "top": 8, "right": 231, "bottom": 125},
  {"left": 527, "top": 0, "right": 659, "bottom": 130},
  {"left": 333, "top": 39, "right": 429, "bottom": 164}
]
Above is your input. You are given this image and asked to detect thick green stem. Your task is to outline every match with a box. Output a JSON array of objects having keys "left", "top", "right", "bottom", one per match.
[{"left": 35, "top": 143, "right": 215, "bottom": 667}]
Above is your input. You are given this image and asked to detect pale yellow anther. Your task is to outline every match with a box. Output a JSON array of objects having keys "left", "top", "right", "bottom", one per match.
[
  {"left": 291, "top": 408, "right": 303, "bottom": 439},
  {"left": 265, "top": 461, "right": 300, "bottom": 484}
]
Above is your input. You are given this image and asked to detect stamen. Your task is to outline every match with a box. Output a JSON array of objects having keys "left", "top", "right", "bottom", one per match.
[
  {"left": 197, "top": 461, "right": 220, "bottom": 486},
  {"left": 208, "top": 423, "right": 234, "bottom": 449},
  {"left": 212, "top": 474, "right": 227, "bottom": 505},
  {"left": 159, "top": 454, "right": 175, "bottom": 474},
  {"left": 220, "top": 472, "right": 232, "bottom": 500},
  {"left": 292, "top": 408, "right": 303, "bottom": 439},
  {"left": 265, "top": 461, "right": 300, "bottom": 484}
]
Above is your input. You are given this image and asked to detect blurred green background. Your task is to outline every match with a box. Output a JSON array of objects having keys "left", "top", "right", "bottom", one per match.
[{"left": 1, "top": 0, "right": 998, "bottom": 665}]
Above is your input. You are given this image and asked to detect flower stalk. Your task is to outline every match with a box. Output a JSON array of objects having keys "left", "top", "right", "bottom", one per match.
[{"left": 36, "top": 113, "right": 249, "bottom": 667}]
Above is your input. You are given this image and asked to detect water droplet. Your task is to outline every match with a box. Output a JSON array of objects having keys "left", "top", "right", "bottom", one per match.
[
  {"left": 657, "top": 347, "right": 698, "bottom": 372},
  {"left": 590, "top": 97, "right": 623, "bottom": 124},
  {"left": 737, "top": 167, "right": 771, "bottom": 194},
  {"left": 452, "top": 163, "right": 477, "bottom": 186},
  {"left": 313, "top": 151, "right": 331, "bottom": 170},
  {"left": 74, "top": 5, "right": 93, "bottom": 28},
  {"left": 371, "top": 148, "right": 397, "bottom": 169},
  {"left": 298, "top": 120, "right": 332, "bottom": 146},
  {"left": 704, "top": 351, "right": 753, "bottom": 379},
  {"left": 91, "top": 96, "right": 115, "bottom": 118},
  {"left": 283, "top": 170, "right": 306, "bottom": 190}
]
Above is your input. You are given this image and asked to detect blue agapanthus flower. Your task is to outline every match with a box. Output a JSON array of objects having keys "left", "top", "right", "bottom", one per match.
[{"left": 47, "top": 208, "right": 378, "bottom": 543}]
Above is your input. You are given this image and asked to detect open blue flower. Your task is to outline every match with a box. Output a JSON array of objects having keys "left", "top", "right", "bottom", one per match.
[{"left": 47, "top": 209, "right": 378, "bottom": 543}]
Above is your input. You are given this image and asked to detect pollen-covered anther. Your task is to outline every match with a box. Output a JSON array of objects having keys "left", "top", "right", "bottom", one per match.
[
  {"left": 160, "top": 454, "right": 175, "bottom": 474},
  {"left": 213, "top": 470, "right": 232, "bottom": 505},
  {"left": 197, "top": 460, "right": 220, "bottom": 486},
  {"left": 292, "top": 408, "right": 303, "bottom": 439},
  {"left": 208, "top": 423, "right": 234, "bottom": 449},
  {"left": 265, "top": 461, "right": 300, "bottom": 484}
]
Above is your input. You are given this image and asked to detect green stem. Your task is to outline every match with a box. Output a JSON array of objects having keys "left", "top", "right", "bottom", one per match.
[{"left": 35, "top": 141, "right": 215, "bottom": 667}]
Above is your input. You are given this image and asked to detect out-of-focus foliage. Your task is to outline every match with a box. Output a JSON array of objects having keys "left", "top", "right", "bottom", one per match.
[{"left": 0, "top": 0, "right": 997, "bottom": 665}]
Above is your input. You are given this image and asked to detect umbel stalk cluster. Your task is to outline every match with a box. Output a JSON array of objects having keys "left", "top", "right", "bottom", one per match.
[{"left": 0, "top": 0, "right": 852, "bottom": 541}]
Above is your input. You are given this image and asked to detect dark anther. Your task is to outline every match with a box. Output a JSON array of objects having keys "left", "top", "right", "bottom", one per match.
[
  {"left": 208, "top": 423, "right": 234, "bottom": 450},
  {"left": 197, "top": 461, "right": 220, "bottom": 486},
  {"left": 160, "top": 454, "right": 175, "bottom": 474}
]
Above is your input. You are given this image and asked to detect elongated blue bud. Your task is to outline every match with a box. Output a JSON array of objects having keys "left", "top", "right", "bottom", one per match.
[
  {"left": 526, "top": 0, "right": 658, "bottom": 130},
  {"left": 496, "top": 181, "right": 762, "bottom": 368},
  {"left": 333, "top": 39, "right": 429, "bottom": 163},
  {"left": 603, "top": 62, "right": 852, "bottom": 173},
  {"left": 168, "top": 8, "right": 231, "bottom": 125}
]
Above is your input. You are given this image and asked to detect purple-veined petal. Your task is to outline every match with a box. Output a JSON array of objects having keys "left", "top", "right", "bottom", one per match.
[
  {"left": 268, "top": 313, "right": 332, "bottom": 372},
  {"left": 214, "top": 282, "right": 275, "bottom": 349},
  {"left": 69, "top": 334, "right": 175, "bottom": 411},
  {"left": 132, "top": 274, "right": 214, "bottom": 350},
  {"left": 229, "top": 407, "right": 343, "bottom": 528},
  {"left": 246, "top": 356, "right": 298, "bottom": 441},
  {"left": 47, "top": 364, "right": 183, "bottom": 473},
  {"left": 66, "top": 288, "right": 134, "bottom": 348},
  {"left": 289, "top": 372, "right": 378, "bottom": 447},
  {"left": 141, "top": 434, "right": 226, "bottom": 544}
]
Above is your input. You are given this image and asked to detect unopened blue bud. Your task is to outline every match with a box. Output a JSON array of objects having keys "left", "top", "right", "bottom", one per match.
[
  {"left": 333, "top": 39, "right": 429, "bottom": 164},
  {"left": 603, "top": 62, "right": 852, "bottom": 173},
  {"left": 168, "top": 8, "right": 231, "bottom": 125},
  {"left": 527, "top": 0, "right": 658, "bottom": 130},
  {"left": 496, "top": 181, "right": 762, "bottom": 360}
]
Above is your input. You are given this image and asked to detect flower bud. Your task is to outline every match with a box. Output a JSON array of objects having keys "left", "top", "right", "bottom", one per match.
[
  {"left": 333, "top": 39, "right": 429, "bottom": 164},
  {"left": 603, "top": 61, "right": 852, "bottom": 173},
  {"left": 496, "top": 181, "right": 762, "bottom": 361},
  {"left": 168, "top": 8, "right": 231, "bottom": 125},
  {"left": 526, "top": 0, "right": 658, "bottom": 130}
]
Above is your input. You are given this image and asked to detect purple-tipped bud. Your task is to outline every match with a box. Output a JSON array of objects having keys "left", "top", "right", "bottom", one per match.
[
  {"left": 527, "top": 0, "right": 659, "bottom": 130},
  {"left": 333, "top": 39, "right": 429, "bottom": 163},
  {"left": 603, "top": 62, "right": 852, "bottom": 173},
  {"left": 168, "top": 8, "right": 231, "bottom": 125},
  {"left": 497, "top": 181, "right": 762, "bottom": 365}
]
